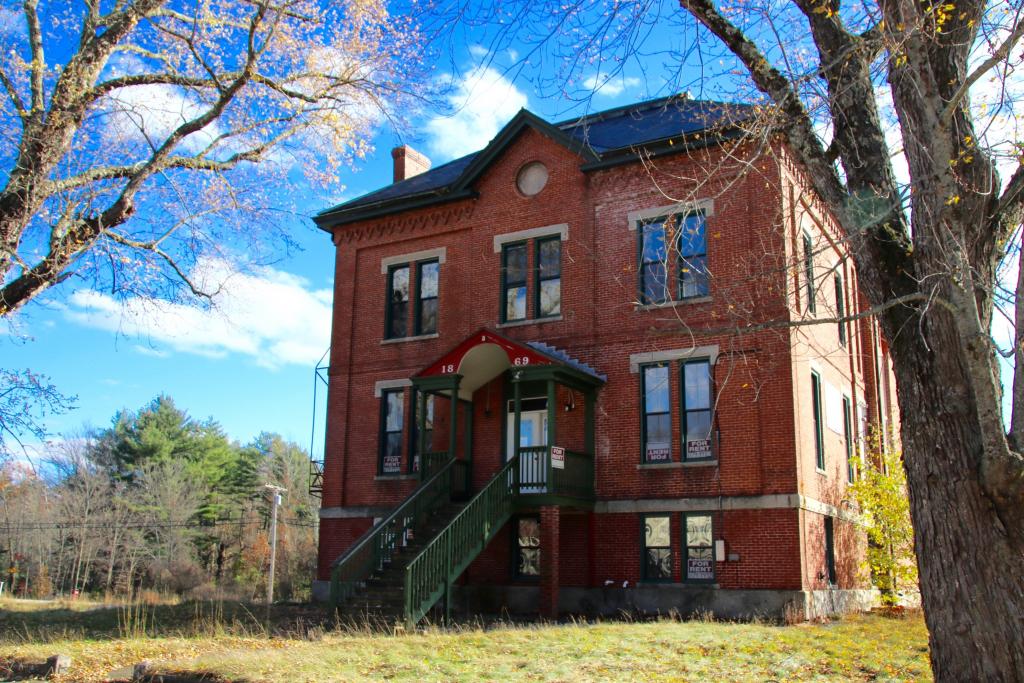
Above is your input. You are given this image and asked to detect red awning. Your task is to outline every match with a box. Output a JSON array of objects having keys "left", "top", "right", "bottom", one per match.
[{"left": 416, "top": 328, "right": 553, "bottom": 378}]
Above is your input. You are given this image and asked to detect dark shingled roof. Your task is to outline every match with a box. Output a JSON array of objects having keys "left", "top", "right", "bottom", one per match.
[
  {"left": 556, "top": 97, "right": 753, "bottom": 153},
  {"left": 316, "top": 94, "right": 754, "bottom": 229},
  {"left": 331, "top": 151, "right": 478, "bottom": 214}
]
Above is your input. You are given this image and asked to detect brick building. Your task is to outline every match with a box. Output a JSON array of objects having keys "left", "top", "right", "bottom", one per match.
[{"left": 311, "top": 95, "right": 897, "bottom": 624}]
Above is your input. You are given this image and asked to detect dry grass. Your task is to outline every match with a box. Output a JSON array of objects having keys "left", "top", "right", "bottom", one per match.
[{"left": 0, "top": 598, "right": 931, "bottom": 682}]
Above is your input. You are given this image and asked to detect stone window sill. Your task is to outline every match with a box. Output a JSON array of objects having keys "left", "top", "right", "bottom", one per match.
[
  {"left": 380, "top": 333, "right": 439, "bottom": 345},
  {"left": 634, "top": 582, "right": 721, "bottom": 590},
  {"left": 635, "top": 296, "right": 712, "bottom": 311},
  {"left": 374, "top": 474, "right": 418, "bottom": 481},
  {"left": 637, "top": 460, "right": 718, "bottom": 470},
  {"left": 816, "top": 468, "right": 827, "bottom": 476},
  {"left": 496, "top": 315, "right": 563, "bottom": 329}
]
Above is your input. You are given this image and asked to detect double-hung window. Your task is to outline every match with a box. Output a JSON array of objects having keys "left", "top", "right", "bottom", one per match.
[
  {"left": 642, "top": 515, "right": 673, "bottom": 581},
  {"left": 811, "top": 371, "right": 825, "bottom": 470},
  {"left": 379, "top": 389, "right": 404, "bottom": 475},
  {"left": 502, "top": 243, "right": 528, "bottom": 322},
  {"left": 386, "top": 265, "right": 410, "bottom": 339},
  {"left": 514, "top": 516, "right": 541, "bottom": 578},
  {"left": 835, "top": 274, "right": 846, "bottom": 346},
  {"left": 638, "top": 212, "right": 708, "bottom": 305},
  {"left": 641, "top": 364, "right": 672, "bottom": 463},
  {"left": 684, "top": 513, "right": 715, "bottom": 582},
  {"left": 843, "top": 395, "right": 854, "bottom": 482},
  {"left": 500, "top": 235, "right": 562, "bottom": 322},
  {"left": 536, "top": 237, "right": 561, "bottom": 317},
  {"left": 682, "top": 360, "right": 714, "bottom": 461},
  {"left": 386, "top": 258, "right": 440, "bottom": 339},
  {"left": 678, "top": 213, "right": 708, "bottom": 298},
  {"left": 803, "top": 232, "right": 816, "bottom": 313},
  {"left": 415, "top": 261, "right": 439, "bottom": 335}
]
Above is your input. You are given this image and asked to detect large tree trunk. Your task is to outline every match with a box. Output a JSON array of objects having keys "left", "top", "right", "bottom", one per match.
[{"left": 886, "top": 308, "right": 1024, "bottom": 679}]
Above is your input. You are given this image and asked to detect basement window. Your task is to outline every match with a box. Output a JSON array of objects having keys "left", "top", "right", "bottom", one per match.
[
  {"left": 684, "top": 513, "right": 714, "bottom": 583},
  {"left": 642, "top": 514, "right": 673, "bottom": 581},
  {"left": 514, "top": 516, "right": 541, "bottom": 578}
]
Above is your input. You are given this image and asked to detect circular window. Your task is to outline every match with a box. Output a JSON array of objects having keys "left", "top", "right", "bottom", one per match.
[{"left": 516, "top": 161, "right": 549, "bottom": 196}]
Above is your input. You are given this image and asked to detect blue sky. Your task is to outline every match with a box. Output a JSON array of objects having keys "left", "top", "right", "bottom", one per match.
[
  {"left": 1, "top": 14, "right": 680, "bottom": 459},
  {"left": 3, "top": 1, "right": 1018, "bottom": 460}
]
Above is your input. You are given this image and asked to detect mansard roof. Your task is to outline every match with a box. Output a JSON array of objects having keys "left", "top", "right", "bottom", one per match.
[{"left": 314, "top": 94, "right": 754, "bottom": 230}]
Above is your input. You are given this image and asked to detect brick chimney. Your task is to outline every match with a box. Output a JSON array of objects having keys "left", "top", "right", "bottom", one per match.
[{"left": 391, "top": 145, "right": 431, "bottom": 183}]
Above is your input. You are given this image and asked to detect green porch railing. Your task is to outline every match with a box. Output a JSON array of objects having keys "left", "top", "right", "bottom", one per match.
[
  {"left": 550, "top": 450, "right": 594, "bottom": 500},
  {"left": 514, "top": 446, "right": 593, "bottom": 499},
  {"left": 421, "top": 451, "right": 451, "bottom": 478},
  {"left": 329, "top": 457, "right": 455, "bottom": 607},
  {"left": 422, "top": 450, "right": 470, "bottom": 498},
  {"left": 403, "top": 456, "right": 519, "bottom": 628},
  {"left": 517, "top": 446, "right": 549, "bottom": 492}
]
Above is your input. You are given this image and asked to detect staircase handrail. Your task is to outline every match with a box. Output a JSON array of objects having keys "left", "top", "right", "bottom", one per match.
[
  {"left": 329, "top": 456, "right": 456, "bottom": 606},
  {"left": 402, "top": 455, "right": 519, "bottom": 628}
]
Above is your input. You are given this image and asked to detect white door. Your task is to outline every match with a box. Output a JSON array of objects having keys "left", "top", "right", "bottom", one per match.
[{"left": 507, "top": 409, "right": 548, "bottom": 492}]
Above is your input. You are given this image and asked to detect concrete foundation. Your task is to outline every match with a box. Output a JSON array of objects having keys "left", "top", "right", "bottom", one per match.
[
  {"left": 449, "top": 584, "right": 878, "bottom": 621},
  {"left": 312, "top": 579, "right": 877, "bottom": 622}
]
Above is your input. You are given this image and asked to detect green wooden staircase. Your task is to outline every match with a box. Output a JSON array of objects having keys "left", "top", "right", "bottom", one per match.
[{"left": 330, "top": 456, "right": 519, "bottom": 628}]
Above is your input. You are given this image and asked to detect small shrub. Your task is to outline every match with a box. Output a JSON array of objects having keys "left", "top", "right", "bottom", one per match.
[{"left": 783, "top": 599, "right": 805, "bottom": 625}]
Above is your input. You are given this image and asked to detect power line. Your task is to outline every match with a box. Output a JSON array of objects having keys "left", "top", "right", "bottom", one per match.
[{"left": 5, "top": 516, "right": 318, "bottom": 531}]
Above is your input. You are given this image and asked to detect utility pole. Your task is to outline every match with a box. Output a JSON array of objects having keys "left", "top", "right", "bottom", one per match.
[{"left": 263, "top": 484, "right": 287, "bottom": 609}]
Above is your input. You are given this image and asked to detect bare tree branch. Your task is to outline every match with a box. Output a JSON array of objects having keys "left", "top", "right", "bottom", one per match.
[{"left": 941, "top": 14, "right": 1024, "bottom": 124}]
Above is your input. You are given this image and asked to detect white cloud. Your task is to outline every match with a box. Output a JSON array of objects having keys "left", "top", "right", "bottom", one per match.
[
  {"left": 99, "top": 81, "right": 223, "bottom": 154},
  {"left": 583, "top": 73, "right": 641, "bottom": 98},
  {"left": 424, "top": 66, "right": 528, "bottom": 161},
  {"left": 64, "top": 257, "right": 332, "bottom": 369}
]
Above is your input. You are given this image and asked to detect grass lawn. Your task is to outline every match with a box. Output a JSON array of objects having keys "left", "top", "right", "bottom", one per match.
[{"left": 0, "top": 598, "right": 931, "bottom": 682}]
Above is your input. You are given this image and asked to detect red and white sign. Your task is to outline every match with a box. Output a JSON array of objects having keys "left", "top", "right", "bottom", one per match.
[
  {"left": 551, "top": 446, "right": 565, "bottom": 469},
  {"left": 646, "top": 445, "right": 671, "bottom": 463},
  {"left": 686, "top": 438, "right": 713, "bottom": 460}
]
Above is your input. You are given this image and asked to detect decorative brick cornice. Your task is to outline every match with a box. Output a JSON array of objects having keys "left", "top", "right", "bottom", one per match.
[{"left": 333, "top": 203, "right": 476, "bottom": 246}]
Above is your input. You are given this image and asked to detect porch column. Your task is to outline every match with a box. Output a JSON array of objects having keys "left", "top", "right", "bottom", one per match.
[
  {"left": 416, "top": 390, "right": 427, "bottom": 479},
  {"left": 448, "top": 375, "right": 461, "bottom": 458},
  {"left": 546, "top": 379, "right": 556, "bottom": 492},
  {"left": 540, "top": 505, "right": 560, "bottom": 619},
  {"left": 512, "top": 370, "right": 523, "bottom": 465}
]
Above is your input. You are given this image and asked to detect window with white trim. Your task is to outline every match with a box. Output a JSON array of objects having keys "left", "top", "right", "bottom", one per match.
[
  {"left": 642, "top": 515, "right": 673, "bottom": 581},
  {"left": 641, "top": 364, "right": 671, "bottom": 463},
  {"left": 386, "top": 259, "right": 440, "bottom": 339},
  {"left": 682, "top": 359, "right": 714, "bottom": 461},
  {"left": 684, "top": 513, "right": 715, "bottom": 582},
  {"left": 638, "top": 212, "right": 708, "bottom": 305}
]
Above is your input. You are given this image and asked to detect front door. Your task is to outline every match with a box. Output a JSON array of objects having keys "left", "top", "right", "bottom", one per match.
[{"left": 507, "top": 399, "right": 548, "bottom": 492}]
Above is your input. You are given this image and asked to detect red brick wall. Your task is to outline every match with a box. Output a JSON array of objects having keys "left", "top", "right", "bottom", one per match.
[
  {"left": 316, "top": 125, "right": 884, "bottom": 594},
  {"left": 317, "top": 517, "right": 373, "bottom": 579}
]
